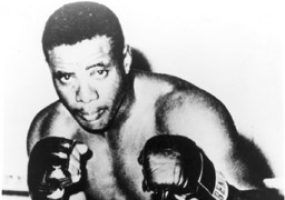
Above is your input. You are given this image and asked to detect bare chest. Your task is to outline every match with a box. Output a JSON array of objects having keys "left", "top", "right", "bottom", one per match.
[
  {"left": 79, "top": 105, "right": 157, "bottom": 200},
  {"left": 79, "top": 77, "right": 174, "bottom": 199}
]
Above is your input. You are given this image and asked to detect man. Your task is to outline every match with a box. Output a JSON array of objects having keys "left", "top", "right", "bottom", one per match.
[{"left": 27, "top": 2, "right": 282, "bottom": 200}]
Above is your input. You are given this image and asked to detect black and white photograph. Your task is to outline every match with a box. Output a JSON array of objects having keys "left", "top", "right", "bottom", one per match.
[{"left": 1, "top": 0, "right": 284, "bottom": 199}]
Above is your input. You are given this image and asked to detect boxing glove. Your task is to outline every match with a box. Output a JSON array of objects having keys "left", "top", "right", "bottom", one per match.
[
  {"left": 138, "top": 135, "right": 228, "bottom": 200},
  {"left": 28, "top": 137, "right": 88, "bottom": 200}
]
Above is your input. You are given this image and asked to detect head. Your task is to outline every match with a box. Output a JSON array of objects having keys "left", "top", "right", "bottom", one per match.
[{"left": 42, "top": 2, "right": 132, "bottom": 131}]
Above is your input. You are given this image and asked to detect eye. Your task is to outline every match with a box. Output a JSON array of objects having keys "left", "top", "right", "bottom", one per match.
[
  {"left": 55, "top": 72, "right": 73, "bottom": 84},
  {"left": 90, "top": 68, "right": 109, "bottom": 79},
  {"left": 62, "top": 74, "right": 71, "bottom": 81},
  {"left": 97, "top": 70, "right": 108, "bottom": 76}
]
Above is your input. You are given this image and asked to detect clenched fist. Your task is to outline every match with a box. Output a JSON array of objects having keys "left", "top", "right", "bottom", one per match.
[
  {"left": 28, "top": 137, "right": 89, "bottom": 200},
  {"left": 138, "top": 135, "right": 228, "bottom": 200}
]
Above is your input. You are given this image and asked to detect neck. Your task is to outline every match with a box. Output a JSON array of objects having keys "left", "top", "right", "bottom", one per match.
[{"left": 111, "top": 73, "right": 135, "bottom": 127}]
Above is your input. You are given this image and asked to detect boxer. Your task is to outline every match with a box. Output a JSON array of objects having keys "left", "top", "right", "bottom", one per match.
[{"left": 27, "top": 2, "right": 282, "bottom": 200}]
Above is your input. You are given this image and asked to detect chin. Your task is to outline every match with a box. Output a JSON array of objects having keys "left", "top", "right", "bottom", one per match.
[{"left": 77, "top": 117, "right": 110, "bottom": 133}]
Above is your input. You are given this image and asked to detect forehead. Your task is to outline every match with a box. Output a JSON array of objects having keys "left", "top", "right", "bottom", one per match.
[{"left": 48, "top": 35, "right": 113, "bottom": 69}]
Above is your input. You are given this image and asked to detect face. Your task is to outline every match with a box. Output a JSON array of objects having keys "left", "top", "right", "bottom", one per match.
[{"left": 48, "top": 35, "right": 129, "bottom": 131}]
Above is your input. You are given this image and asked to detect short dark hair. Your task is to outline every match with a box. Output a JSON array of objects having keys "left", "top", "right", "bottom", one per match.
[{"left": 42, "top": 1, "right": 125, "bottom": 63}]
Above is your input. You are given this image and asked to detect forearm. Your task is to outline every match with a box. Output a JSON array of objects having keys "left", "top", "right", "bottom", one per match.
[
  {"left": 138, "top": 135, "right": 284, "bottom": 200},
  {"left": 199, "top": 172, "right": 283, "bottom": 200},
  {"left": 227, "top": 185, "right": 283, "bottom": 200}
]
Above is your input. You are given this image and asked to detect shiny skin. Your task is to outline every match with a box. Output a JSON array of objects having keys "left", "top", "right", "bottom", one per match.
[{"left": 27, "top": 36, "right": 270, "bottom": 200}]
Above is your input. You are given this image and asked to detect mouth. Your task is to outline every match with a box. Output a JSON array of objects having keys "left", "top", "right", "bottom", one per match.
[{"left": 77, "top": 107, "right": 107, "bottom": 122}]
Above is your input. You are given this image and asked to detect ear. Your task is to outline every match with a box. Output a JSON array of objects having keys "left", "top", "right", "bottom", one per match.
[{"left": 122, "top": 45, "right": 132, "bottom": 74}]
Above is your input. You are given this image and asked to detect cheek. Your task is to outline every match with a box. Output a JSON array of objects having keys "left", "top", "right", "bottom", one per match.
[
  {"left": 99, "top": 73, "right": 122, "bottom": 100},
  {"left": 54, "top": 82, "right": 76, "bottom": 104},
  {"left": 108, "top": 79, "right": 121, "bottom": 96}
]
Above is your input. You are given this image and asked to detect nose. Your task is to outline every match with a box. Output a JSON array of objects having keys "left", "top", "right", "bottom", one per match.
[{"left": 76, "top": 82, "right": 99, "bottom": 103}]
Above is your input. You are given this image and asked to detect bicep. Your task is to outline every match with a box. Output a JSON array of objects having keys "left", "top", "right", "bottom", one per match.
[
  {"left": 27, "top": 101, "right": 80, "bottom": 155},
  {"left": 27, "top": 101, "right": 64, "bottom": 154},
  {"left": 155, "top": 91, "right": 253, "bottom": 188},
  {"left": 155, "top": 91, "right": 274, "bottom": 188},
  {"left": 27, "top": 111, "right": 48, "bottom": 155},
  {"left": 155, "top": 91, "right": 236, "bottom": 163}
]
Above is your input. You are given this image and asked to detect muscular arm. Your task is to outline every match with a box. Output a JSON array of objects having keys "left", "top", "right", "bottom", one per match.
[
  {"left": 27, "top": 101, "right": 79, "bottom": 154},
  {"left": 27, "top": 101, "right": 56, "bottom": 154},
  {"left": 138, "top": 134, "right": 283, "bottom": 200},
  {"left": 27, "top": 101, "right": 87, "bottom": 200},
  {"left": 155, "top": 87, "right": 274, "bottom": 189}
]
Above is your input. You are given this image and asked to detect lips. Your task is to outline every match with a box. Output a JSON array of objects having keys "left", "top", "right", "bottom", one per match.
[{"left": 77, "top": 108, "right": 107, "bottom": 122}]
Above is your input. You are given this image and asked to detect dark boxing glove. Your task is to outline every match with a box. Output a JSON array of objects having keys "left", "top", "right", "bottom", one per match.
[
  {"left": 28, "top": 137, "right": 86, "bottom": 200},
  {"left": 138, "top": 135, "right": 228, "bottom": 200}
]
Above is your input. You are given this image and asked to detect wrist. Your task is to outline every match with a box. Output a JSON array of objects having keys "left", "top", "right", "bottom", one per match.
[
  {"left": 193, "top": 151, "right": 229, "bottom": 200},
  {"left": 212, "top": 172, "right": 229, "bottom": 200},
  {"left": 194, "top": 171, "right": 229, "bottom": 200}
]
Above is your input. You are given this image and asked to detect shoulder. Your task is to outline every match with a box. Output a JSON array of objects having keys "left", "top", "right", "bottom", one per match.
[
  {"left": 132, "top": 70, "right": 237, "bottom": 139},
  {"left": 131, "top": 71, "right": 175, "bottom": 101},
  {"left": 27, "top": 100, "right": 79, "bottom": 154},
  {"left": 132, "top": 70, "right": 231, "bottom": 116},
  {"left": 132, "top": 71, "right": 273, "bottom": 188}
]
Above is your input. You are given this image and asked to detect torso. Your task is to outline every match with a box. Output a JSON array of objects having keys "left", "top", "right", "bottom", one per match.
[
  {"left": 79, "top": 72, "right": 175, "bottom": 199},
  {"left": 27, "top": 71, "right": 248, "bottom": 199}
]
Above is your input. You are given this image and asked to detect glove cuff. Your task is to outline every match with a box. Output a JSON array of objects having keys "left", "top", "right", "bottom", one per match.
[
  {"left": 212, "top": 171, "right": 229, "bottom": 200},
  {"left": 195, "top": 152, "right": 229, "bottom": 200}
]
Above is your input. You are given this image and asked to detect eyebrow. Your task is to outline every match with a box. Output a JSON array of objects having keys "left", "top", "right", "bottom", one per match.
[
  {"left": 53, "top": 70, "right": 74, "bottom": 76},
  {"left": 85, "top": 62, "right": 110, "bottom": 70}
]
